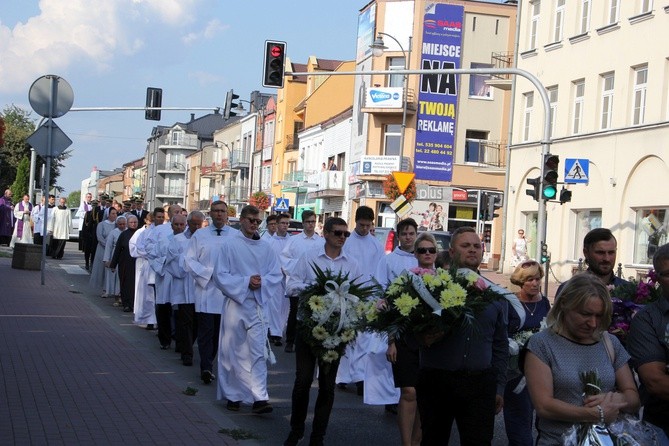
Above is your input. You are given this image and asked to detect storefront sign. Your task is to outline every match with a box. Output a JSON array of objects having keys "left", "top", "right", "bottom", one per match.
[{"left": 360, "top": 155, "right": 400, "bottom": 175}]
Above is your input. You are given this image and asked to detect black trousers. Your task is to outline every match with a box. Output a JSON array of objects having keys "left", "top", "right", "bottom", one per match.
[
  {"left": 175, "top": 304, "right": 197, "bottom": 359},
  {"left": 416, "top": 368, "right": 496, "bottom": 446},
  {"left": 285, "top": 296, "right": 299, "bottom": 345},
  {"left": 289, "top": 331, "right": 340, "bottom": 443},
  {"left": 50, "top": 239, "right": 67, "bottom": 259},
  {"left": 33, "top": 233, "right": 43, "bottom": 245},
  {"left": 156, "top": 303, "right": 173, "bottom": 347},
  {"left": 197, "top": 312, "right": 221, "bottom": 373}
]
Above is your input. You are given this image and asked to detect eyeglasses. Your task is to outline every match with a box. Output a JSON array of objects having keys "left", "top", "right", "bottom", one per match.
[
  {"left": 416, "top": 247, "right": 437, "bottom": 254},
  {"left": 245, "top": 217, "right": 262, "bottom": 225},
  {"left": 520, "top": 260, "right": 538, "bottom": 268},
  {"left": 331, "top": 230, "right": 351, "bottom": 238}
]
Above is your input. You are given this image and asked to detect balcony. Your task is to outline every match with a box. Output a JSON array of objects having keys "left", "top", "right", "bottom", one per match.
[
  {"left": 306, "top": 171, "right": 345, "bottom": 199},
  {"left": 283, "top": 170, "right": 318, "bottom": 182},
  {"left": 201, "top": 161, "right": 229, "bottom": 177},
  {"left": 361, "top": 86, "right": 417, "bottom": 115},
  {"left": 230, "top": 148, "right": 250, "bottom": 169},
  {"left": 485, "top": 52, "right": 514, "bottom": 91},
  {"left": 156, "top": 162, "right": 187, "bottom": 173},
  {"left": 464, "top": 139, "right": 506, "bottom": 168},
  {"left": 285, "top": 133, "right": 299, "bottom": 151},
  {"left": 155, "top": 186, "right": 185, "bottom": 197},
  {"left": 157, "top": 134, "right": 199, "bottom": 150}
]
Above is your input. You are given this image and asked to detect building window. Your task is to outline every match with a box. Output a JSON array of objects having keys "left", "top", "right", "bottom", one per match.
[
  {"left": 387, "top": 57, "right": 405, "bottom": 88},
  {"left": 548, "top": 86, "right": 558, "bottom": 138},
  {"left": 600, "top": 73, "right": 615, "bottom": 130},
  {"left": 529, "top": 1, "right": 541, "bottom": 50},
  {"left": 469, "top": 62, "right": 494, "bottom": 99},
  {"left": 579, "top": 0, "right": 591, "bottom": 34},
  {"left": 574, "top": 210, "right": 602, "bottom": 259},
  {"left": 632, "top": 66, "right": 648, "bottom": 126},
  {"left": 608, "top": 0, "right": 620, "bottom": 24},
  {"left": 523, "top": 92, "right": 534, "bottom": 142},
  {"left": 572, "top": 80, "right": 585, "bottom": 134},
  {"left": 464, "top": 130, "right": 488, "bottom": 163},
  {"left": 640, "top": 0, "right": 653, "bottom": 14},
  {"left": 553, "top": 0, "right": 565, "bottom": 42},
  {"left": 634, "top": 208, "right": 667, "bottom": 264},
  {"left": 171, "top": 131, "right": 182, "bottom": 145},
  {"left": 384, "top": 124, "right": 401, "bottom": 156}
]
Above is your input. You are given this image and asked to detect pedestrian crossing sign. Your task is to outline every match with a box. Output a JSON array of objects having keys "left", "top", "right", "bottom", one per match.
[
  {"left": 275, "top": 197, "right": 290, "bottom": 212},
  {"left": 564, "top": 158, "right": 589, "bottom": 184}
]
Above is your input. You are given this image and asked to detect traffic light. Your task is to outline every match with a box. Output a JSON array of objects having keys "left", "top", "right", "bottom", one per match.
[
  {"left": 559, "top": 187, "right": 572, "bottom": 204},
  {"left": 262, "top": 40, "right": 287, "bottom": 88},
  {"left": 480, "top": 192, "right": 489, "bottom": 220},
  {"left": 540, "top": 241, "right": 550, "bottom": 264},
  {"left": 526, "top": 177, "right": 540, "bottom": 201},
  {"left": 145, "top": 87, "right": 162, "bottom": 121},
  {"left": 487, "top": 194, "right": 499, "bottom": 219},
  {"left": 542, "top": 154, "right": 559, "bottom": 200},
  {"left": 223, "top": 89, "right": 239, "bottom": 120}
]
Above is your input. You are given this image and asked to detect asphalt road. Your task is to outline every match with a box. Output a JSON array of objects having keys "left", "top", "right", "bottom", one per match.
[{"left": 50, "top": 241, "right": 520, "bottom": 445}]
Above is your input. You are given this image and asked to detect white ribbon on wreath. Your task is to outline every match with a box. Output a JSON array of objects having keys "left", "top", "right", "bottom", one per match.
[{"left": 316, "top": 280, "right": 359, "bottom": 333}]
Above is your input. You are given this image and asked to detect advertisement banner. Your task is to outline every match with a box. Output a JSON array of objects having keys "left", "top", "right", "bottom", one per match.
[
  {"left": 414, "top": 3, "right": 464, "bottom": 182},
  {"left": 365, "top": 87, "right": 404, "bottom": 108}
]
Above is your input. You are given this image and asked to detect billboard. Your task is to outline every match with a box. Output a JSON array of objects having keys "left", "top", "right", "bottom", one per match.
[{"left": 414, "top": 3, "right": 464, "bottom": 182}]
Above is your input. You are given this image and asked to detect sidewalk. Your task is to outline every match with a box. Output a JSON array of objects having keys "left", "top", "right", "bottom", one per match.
[{"left": 0, "top": 248, "right": 240, "bottom": 445}]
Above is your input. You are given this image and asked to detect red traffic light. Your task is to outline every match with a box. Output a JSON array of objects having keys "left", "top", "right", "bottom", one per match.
[{"left": 270, "top": 45, "right": 283, "bottom": 58}]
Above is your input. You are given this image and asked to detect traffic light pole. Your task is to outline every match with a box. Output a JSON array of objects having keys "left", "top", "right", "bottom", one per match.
[{"left": 288, "top": 67, "right": 552, "bottom": 262}]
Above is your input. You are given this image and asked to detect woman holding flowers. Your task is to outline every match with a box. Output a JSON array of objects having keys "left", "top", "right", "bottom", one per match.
[
  {"left": 524, "top": 273, "right": 640, "bottom": 445},
  {"left": 504, "top": 260, "right": 550, "bottom": 446},
  {"left": 385, "top": 230, "right": 436, "bottom": 446}
]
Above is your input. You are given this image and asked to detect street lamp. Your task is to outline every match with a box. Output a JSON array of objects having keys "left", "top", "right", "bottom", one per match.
[{"left": 370, "top": 32, "right": 412, "bottom": 170}]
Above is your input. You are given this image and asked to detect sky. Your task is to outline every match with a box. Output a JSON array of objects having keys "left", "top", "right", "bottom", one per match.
[{"left": 0, "top": 0, "right": 366, "bottom": 196}]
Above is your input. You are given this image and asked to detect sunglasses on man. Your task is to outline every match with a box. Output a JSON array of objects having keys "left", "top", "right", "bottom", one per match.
[{"left": 330, "top": 230, "right": 351, "bottom": 238}]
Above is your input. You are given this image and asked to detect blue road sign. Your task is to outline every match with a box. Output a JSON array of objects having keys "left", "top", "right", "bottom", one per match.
[
  {"left": 275, "top": 197, "right": 290, "bottom": 212},
  {"left": 564, "top": 158, "right": 589, "bottom": 184}
]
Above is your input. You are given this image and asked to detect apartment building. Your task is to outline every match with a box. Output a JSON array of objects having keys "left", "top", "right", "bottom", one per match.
[{"left": 508, "top": 0, "right": 669, "bottom": 279}]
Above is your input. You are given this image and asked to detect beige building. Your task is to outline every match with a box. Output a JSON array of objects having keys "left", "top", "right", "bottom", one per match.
[
  {"left": 353, "top": 0, "right": 517, "bottom": 267},
  {"left": 507, "top": 1, "right": 669, "bottom": 280}
]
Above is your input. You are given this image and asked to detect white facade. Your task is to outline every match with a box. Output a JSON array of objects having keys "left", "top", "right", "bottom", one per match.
[{"left": 508, "top": 1, "right": 669, "bottom": 280}]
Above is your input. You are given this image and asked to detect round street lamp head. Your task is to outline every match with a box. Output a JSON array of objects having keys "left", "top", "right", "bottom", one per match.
[{"left": 370, "top": 36, "right": 387, "bottom": 57}]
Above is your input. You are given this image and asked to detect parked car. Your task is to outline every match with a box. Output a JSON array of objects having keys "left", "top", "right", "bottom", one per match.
[
  {"left": 228, "top": 217, "right": 241, "bottom": 230},
  {"left": 427, "top": 230, "right": 452, "bottom": 252},
  {"left": 374, "top": 227, "right": 397, "bottom": 254},
  {"left": 69, "top": 208, "right": 83, "bottom": 241}
]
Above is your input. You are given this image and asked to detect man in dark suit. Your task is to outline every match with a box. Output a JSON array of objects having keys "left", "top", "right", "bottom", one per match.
[{"left": 133, "top": 201, "right": 149, "bottom": 223}]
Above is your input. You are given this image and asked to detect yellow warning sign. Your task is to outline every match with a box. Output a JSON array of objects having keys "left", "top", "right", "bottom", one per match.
[{"left": 392, "top": 171, "right": 415, "bottom": 194}]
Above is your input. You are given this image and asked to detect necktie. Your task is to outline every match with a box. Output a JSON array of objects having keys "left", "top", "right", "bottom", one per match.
[{"left": 216, "top": 228, "right": 222, "bottom": 236}]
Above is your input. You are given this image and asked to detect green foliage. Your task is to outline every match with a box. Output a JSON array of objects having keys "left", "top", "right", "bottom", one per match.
[
  {"left": 10, "top": 157, "right": 30, "bottom": 200},
  {"left": 67, "top": 190, "right": 81, "bottom": 208}
]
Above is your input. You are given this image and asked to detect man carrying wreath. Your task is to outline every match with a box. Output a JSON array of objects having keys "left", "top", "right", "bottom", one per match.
[
  {"left": 284, "top": 217, "right": 362, "bottom": 446},
  {"left": 416, "top": 226, "right": 509, "bottom": 445}
]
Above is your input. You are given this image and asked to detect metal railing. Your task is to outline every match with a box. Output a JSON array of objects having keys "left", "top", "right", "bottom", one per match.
[
  {"left": 155, "top": 186, "right": 184, "bottom": 196},
  {"left": 464, "top": 139, "right": 506, "bottom": 167},
  {"left": 285, "top": 133, "right": 299, "bottom": 151},
  {"left": 490, "top": 52, "right": 514, "bottom": 80}
]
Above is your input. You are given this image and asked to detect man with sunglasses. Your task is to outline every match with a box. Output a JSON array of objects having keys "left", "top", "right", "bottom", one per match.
[
  {"left": 213, "top": 205, "right": 282, "bottom": 414},
  {"left": 281, "top": 210, "right": 322, "bottom": 353},
  {"left": 284, "top": 217, "right": 361, "bottom": 446},
  {"left": 417, "top": 226, "right": 510, "bottom": 445}
]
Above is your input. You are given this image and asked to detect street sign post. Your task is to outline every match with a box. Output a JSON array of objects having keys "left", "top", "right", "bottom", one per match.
[
  {"left": 564, "top": 158, "right": 589, "bottom": 184},
  {"left": 275, "top": 197, "right": 290, "bottom": 212}
]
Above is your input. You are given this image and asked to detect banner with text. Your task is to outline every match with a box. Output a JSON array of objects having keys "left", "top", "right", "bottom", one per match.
[{"left": 414, "top": 3, "right": 464, "bottom": 182}]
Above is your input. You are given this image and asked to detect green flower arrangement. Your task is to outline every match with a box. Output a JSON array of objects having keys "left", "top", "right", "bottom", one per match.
[{"left": 297, "top": 264, "right": 380, "bottom": 366}]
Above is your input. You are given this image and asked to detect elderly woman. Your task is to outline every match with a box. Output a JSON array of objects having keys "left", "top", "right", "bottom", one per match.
[
  {"left": 525, "top": 273, "right": 640, "bottom": 445},
  {"left": 504, "top": 260, "right": 551, "bottom": 446}
]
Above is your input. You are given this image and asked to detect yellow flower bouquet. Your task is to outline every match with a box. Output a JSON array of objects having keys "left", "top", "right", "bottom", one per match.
[{"left": 365, "top": 267, "right": 504, "bottom": 341}]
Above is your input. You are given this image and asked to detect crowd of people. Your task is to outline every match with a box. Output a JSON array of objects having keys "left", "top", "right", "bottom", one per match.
[{"left": 7, "top": 188, "right": 669, "bottom": 445}]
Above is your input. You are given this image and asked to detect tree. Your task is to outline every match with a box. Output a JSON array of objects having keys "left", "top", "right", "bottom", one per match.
[
  {"left": 10, "top": 157, "right": 30, "bottom": 200},
  {"left": 0, "top": 105, "right": 34, "bottom": 190},
  {"left": 0, "top": 116, "right": 5, "bottom": 147},
  {"left": 67, "top": 190, "right": 81, "bottom": 208},
  {"left": 0, "top": 105, "right": 70, "bottom": 193}
]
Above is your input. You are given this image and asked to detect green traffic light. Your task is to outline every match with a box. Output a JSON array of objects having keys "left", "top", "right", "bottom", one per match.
[{"left": 543, "top": 185, "right": 557, "bottom": 199}]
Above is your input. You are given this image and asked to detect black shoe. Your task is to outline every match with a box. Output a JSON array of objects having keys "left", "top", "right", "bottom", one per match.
[
  {"left": 308, "top": 437, "right": 324, "bottom": 446},
  {"left": 284, "top": 343, "right": 294, "bottom": 353},
  {"left": 283, "top": 431, "right": 304, "bottom": 446},
  {"left": 271, "top": 336, "right": 283, "bottom": 347},
  {"left": 251, "top": 400, "right": 273, "bottom": 414},
  {"left": 182, "top": 355, "right": 193, "bottom": 366},
  {"left": 123, "top": 306, "right": 132, "bottom": 312},
  {"left": 356, "top": 381, "right": 364, "bottom": 396},
  {"left": 385, "top": 403, "right": 398, "bottom": 415},
  {"left": 226, "top": 400, "right": 241, "bottom": 411},
  {"left": 201, "top": 370, "right": 215, "bottom": 384},
  {"left": 145, "top": 324, "right": 154, "bottom": 330},
  {"left": 160, "top": 344, "right": 170, "bottom": 350}
]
